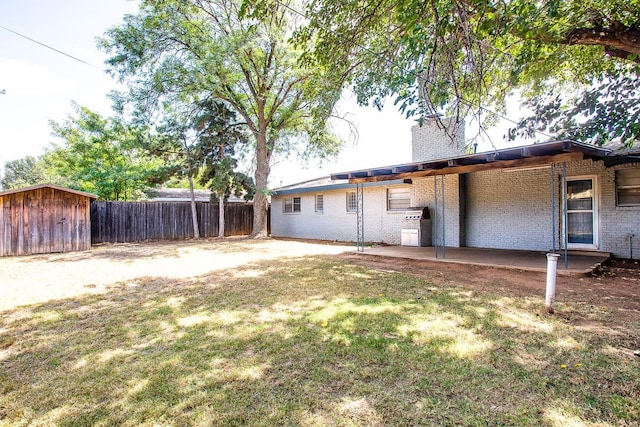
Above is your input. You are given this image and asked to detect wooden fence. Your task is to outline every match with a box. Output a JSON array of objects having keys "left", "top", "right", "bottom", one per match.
[{"left": 90, "top": 201, "right": 256, "bottom": 244}]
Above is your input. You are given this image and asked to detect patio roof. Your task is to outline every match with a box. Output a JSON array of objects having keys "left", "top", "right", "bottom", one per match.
[{"left": 331, "top": 140, "right": 612, "bottom": 184}]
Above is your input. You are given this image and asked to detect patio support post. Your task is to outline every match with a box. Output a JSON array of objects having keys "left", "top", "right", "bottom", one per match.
[
  {"left": 441, "top": 175, "right": 446, "bottom": 258},
  {"left": 434, "top": 176, "right": 438, "bottom": 258},
  {"left": 551, "top": 163, "right": 556, "bottom": 253},
  {"left": 356, "top": 183, "right": 364, "bottom": 252},
  {"left": 562, "top": 162, "right": 568, "bottom": 269}
]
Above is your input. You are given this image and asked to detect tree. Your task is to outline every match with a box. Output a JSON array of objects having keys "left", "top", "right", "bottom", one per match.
[
  {"left": 1, "top": 155, "right": 60, "bottom": 190},
  {"left": 201, "top": 157, "right": 255, "bottom": 237},
  {"left": 49, "top": 103, "right": 161, "bottom": 200},
  {"left": 101, "top": 0, "right": 341, "bottom": 237},
  {"left": 195, "top": 99, "right": 254, "bottom": 238},
  {"left": 511, "top": 74, "right": 640, "bottom": 145},
  {"left": 137, "top": 99, "right": 252, "bottom": 239},
  {"left": 150, "top": 112, "right": 206, "bottom": 238},
  {"left": 295, "top": 0, "right": 640, "bottom": 146}
]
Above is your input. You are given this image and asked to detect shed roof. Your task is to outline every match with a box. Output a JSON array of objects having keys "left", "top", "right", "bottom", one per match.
[
  {"left": 0, "top": 184, "right": 98, "bottom": 199},
  {"left": 330, "top": 140, "right": 620, "bottom": 184}
]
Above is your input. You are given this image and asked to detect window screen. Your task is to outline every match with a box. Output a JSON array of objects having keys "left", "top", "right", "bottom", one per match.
[
  {"left": 616, "top": 169, "right": 640, "bottom": 206},
  {"left": 283, "top": 196, "right": 301, "bottom": 213},
  {"left": 315, "top": 194, "right": 324, "bottom": 212},
  {"left": 387, "top": 188, "right": 411, "bottom": 211},
  {"left": 346, "top": 192, "right": 357, "bottom": 212}
]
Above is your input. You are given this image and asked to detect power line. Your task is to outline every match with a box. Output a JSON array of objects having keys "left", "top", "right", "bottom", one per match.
[{"left": 0, "top": 24, "right": 101, "bottom": 70}]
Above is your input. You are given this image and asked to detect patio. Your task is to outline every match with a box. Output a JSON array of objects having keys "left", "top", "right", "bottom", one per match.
[{"left": 357, "top": 245, "right": 610, "bottom": 275}]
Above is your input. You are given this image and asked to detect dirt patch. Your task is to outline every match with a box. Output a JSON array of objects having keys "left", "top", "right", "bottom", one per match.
[
  {"left": 338, "top": 252, "right": 640, "bottom": 332},
  {"left": 0, "top": 238, "right": 352, "bottom": 312}
]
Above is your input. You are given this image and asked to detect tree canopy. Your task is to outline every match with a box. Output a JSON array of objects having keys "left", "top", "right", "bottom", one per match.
[
  {"left": 49, "top": 104, "right": 161, "bottom": 200},
  {"left": 194, "top": 99, "right": 254, "bottom": 203},
  {"left": 101, "top": 0, "right": 342, "bottom": 237},
  {"left": 1, "top": 156, "right": 57, "bottom": 190},
  {"left": 296, "top": 0, "right": 640, "bottom": 146}
]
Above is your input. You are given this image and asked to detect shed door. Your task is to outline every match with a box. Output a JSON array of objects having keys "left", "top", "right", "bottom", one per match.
[{"left": 566, "top": 178, "right": 598, "bottom": 248}]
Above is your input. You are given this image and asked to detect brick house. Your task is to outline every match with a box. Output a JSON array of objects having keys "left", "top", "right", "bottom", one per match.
[{"left": 270, "top": 119, "right": 640, "bottom": 258}]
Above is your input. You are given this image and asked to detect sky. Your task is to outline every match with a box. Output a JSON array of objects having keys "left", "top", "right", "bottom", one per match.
[{"left": 0, "top": 0, "right": 513, "bottom": 188}]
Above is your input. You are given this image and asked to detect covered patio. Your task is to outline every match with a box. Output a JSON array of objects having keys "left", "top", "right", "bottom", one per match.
[
  {"left": 359, "top": 245, "right": 610, "bottom": 275},
  {"left": 330, "top": 139, "right": 630, "bottom": 271}
]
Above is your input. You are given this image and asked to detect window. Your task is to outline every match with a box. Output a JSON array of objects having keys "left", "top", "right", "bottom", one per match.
[
  {"left": 616, "top": 169, "right": 640, "bottom": 206},
  {"left": 346, "top": 191, "right": 357, "bottom": 212},
  {"left": 315, "top": 194, "right": 324, "bottom": 212},
  {"left": 387, "top": 187, "right": 411, "bottom": 211},
  {"left": 283, "top": 196, "right": 301, "bottom": 213}
]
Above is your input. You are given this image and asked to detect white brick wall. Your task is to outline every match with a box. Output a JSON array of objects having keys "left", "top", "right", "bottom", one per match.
[
  {"left": 465, "top": 167, "right": 553, "bottom": 250},
  {"left": 271, "top": 184, "right": 410, "bottom": 244},
  {"left": 411, "top": 176, "right": 461, "bottom": 247},
  {"left": 464, "top": 159, "right": 640, "bottom": 257},
  {"left": 411, "top": 118, "right": 466, "bottom": 162}
]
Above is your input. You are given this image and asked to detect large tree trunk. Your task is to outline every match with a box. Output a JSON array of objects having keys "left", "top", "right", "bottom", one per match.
[
  {"left": 250, "top": 130, "right": 271, "bottom": 238},
  {"left": 218, "top": 196, "right": 225, "bottom": 238},
  {"left": 188, "top": 174, "right": 200, "bottom": 239}
]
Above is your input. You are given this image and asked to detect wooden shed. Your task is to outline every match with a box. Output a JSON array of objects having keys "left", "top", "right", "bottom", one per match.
[{"left": 0, "top": 184, "right": 97, "bottom": 256}]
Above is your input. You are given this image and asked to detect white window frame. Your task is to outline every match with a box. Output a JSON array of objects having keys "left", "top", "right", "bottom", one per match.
[
  {"left": 346, "top": 191, "right": 357, "bottom": 212},
  {"left": 387, "top": 187, "right": 411, "bottom": 211},
  {"left": 283, "top": 196, "right": 301, "bottom": 213},
  {"left": 565, "top": 175, "right": 599, "bottom": 250},
  {"left": 616, "top": 169, "right": 640, "bottom": 207},
  {"left": 315, "top": 194, "right": 324, "bottom": 213}
]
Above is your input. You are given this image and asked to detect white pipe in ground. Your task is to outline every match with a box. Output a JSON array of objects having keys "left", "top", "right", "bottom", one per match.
[{"left": 545, "top": 253, "right": 561, "bottom": 313}]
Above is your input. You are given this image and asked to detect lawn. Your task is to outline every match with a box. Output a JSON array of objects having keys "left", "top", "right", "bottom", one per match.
[{"left": 0, "top": 239, "right": 638, "bottom": 426}]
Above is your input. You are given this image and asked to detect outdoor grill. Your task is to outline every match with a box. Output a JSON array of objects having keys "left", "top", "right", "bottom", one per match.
[{"left": 400, "top": 207, "right": 432, "bottom": 247}]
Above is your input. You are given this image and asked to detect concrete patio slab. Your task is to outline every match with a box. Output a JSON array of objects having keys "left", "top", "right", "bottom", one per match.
[{"left": 356, "top": 246, "right": 609, "bottom": 275}]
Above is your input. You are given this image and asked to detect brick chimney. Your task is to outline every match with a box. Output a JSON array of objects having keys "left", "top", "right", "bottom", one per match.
[{"left": 411, "top": 116, "right": 465, "bottom": 162}]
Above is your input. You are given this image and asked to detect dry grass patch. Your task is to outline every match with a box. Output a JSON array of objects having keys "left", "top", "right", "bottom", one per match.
[{"left": 0, "top": 242, "right": 638, "bottom": 426}]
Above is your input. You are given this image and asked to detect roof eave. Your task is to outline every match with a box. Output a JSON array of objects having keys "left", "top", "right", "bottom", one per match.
[{"left": 331, "top": 140, "right": 612, "bottom": 184}]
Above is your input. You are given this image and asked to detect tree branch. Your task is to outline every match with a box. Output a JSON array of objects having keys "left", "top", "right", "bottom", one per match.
[{"left": 565, "top": 25, "right": 640, "bottom": 62}]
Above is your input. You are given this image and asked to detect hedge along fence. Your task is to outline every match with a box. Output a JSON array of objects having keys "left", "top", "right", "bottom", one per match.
[{"left": 90, "top": 201, "right": 256, "bottom": 244}]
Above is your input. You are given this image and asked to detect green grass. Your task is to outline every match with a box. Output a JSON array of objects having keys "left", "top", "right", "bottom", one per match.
[{"left": 0, "top": 255, "right": 638, "bottom": 426}]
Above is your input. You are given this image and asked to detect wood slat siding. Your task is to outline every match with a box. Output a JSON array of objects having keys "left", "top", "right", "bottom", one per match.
[
  {"left": 90, "top": 201, "right": 255, "bottom": 244},
  {"left": 0, "top": 188, "right": 92, "bottom": 256}
]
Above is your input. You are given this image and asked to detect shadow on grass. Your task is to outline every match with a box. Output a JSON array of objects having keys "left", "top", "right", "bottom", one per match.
[{"left": 0, "top": 255, "right": 638, "bottom": 426}]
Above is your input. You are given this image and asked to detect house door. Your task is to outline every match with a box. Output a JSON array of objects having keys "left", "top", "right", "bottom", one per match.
[{"left": 566, "top": 177, "right": 598, "bottom": 249}]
